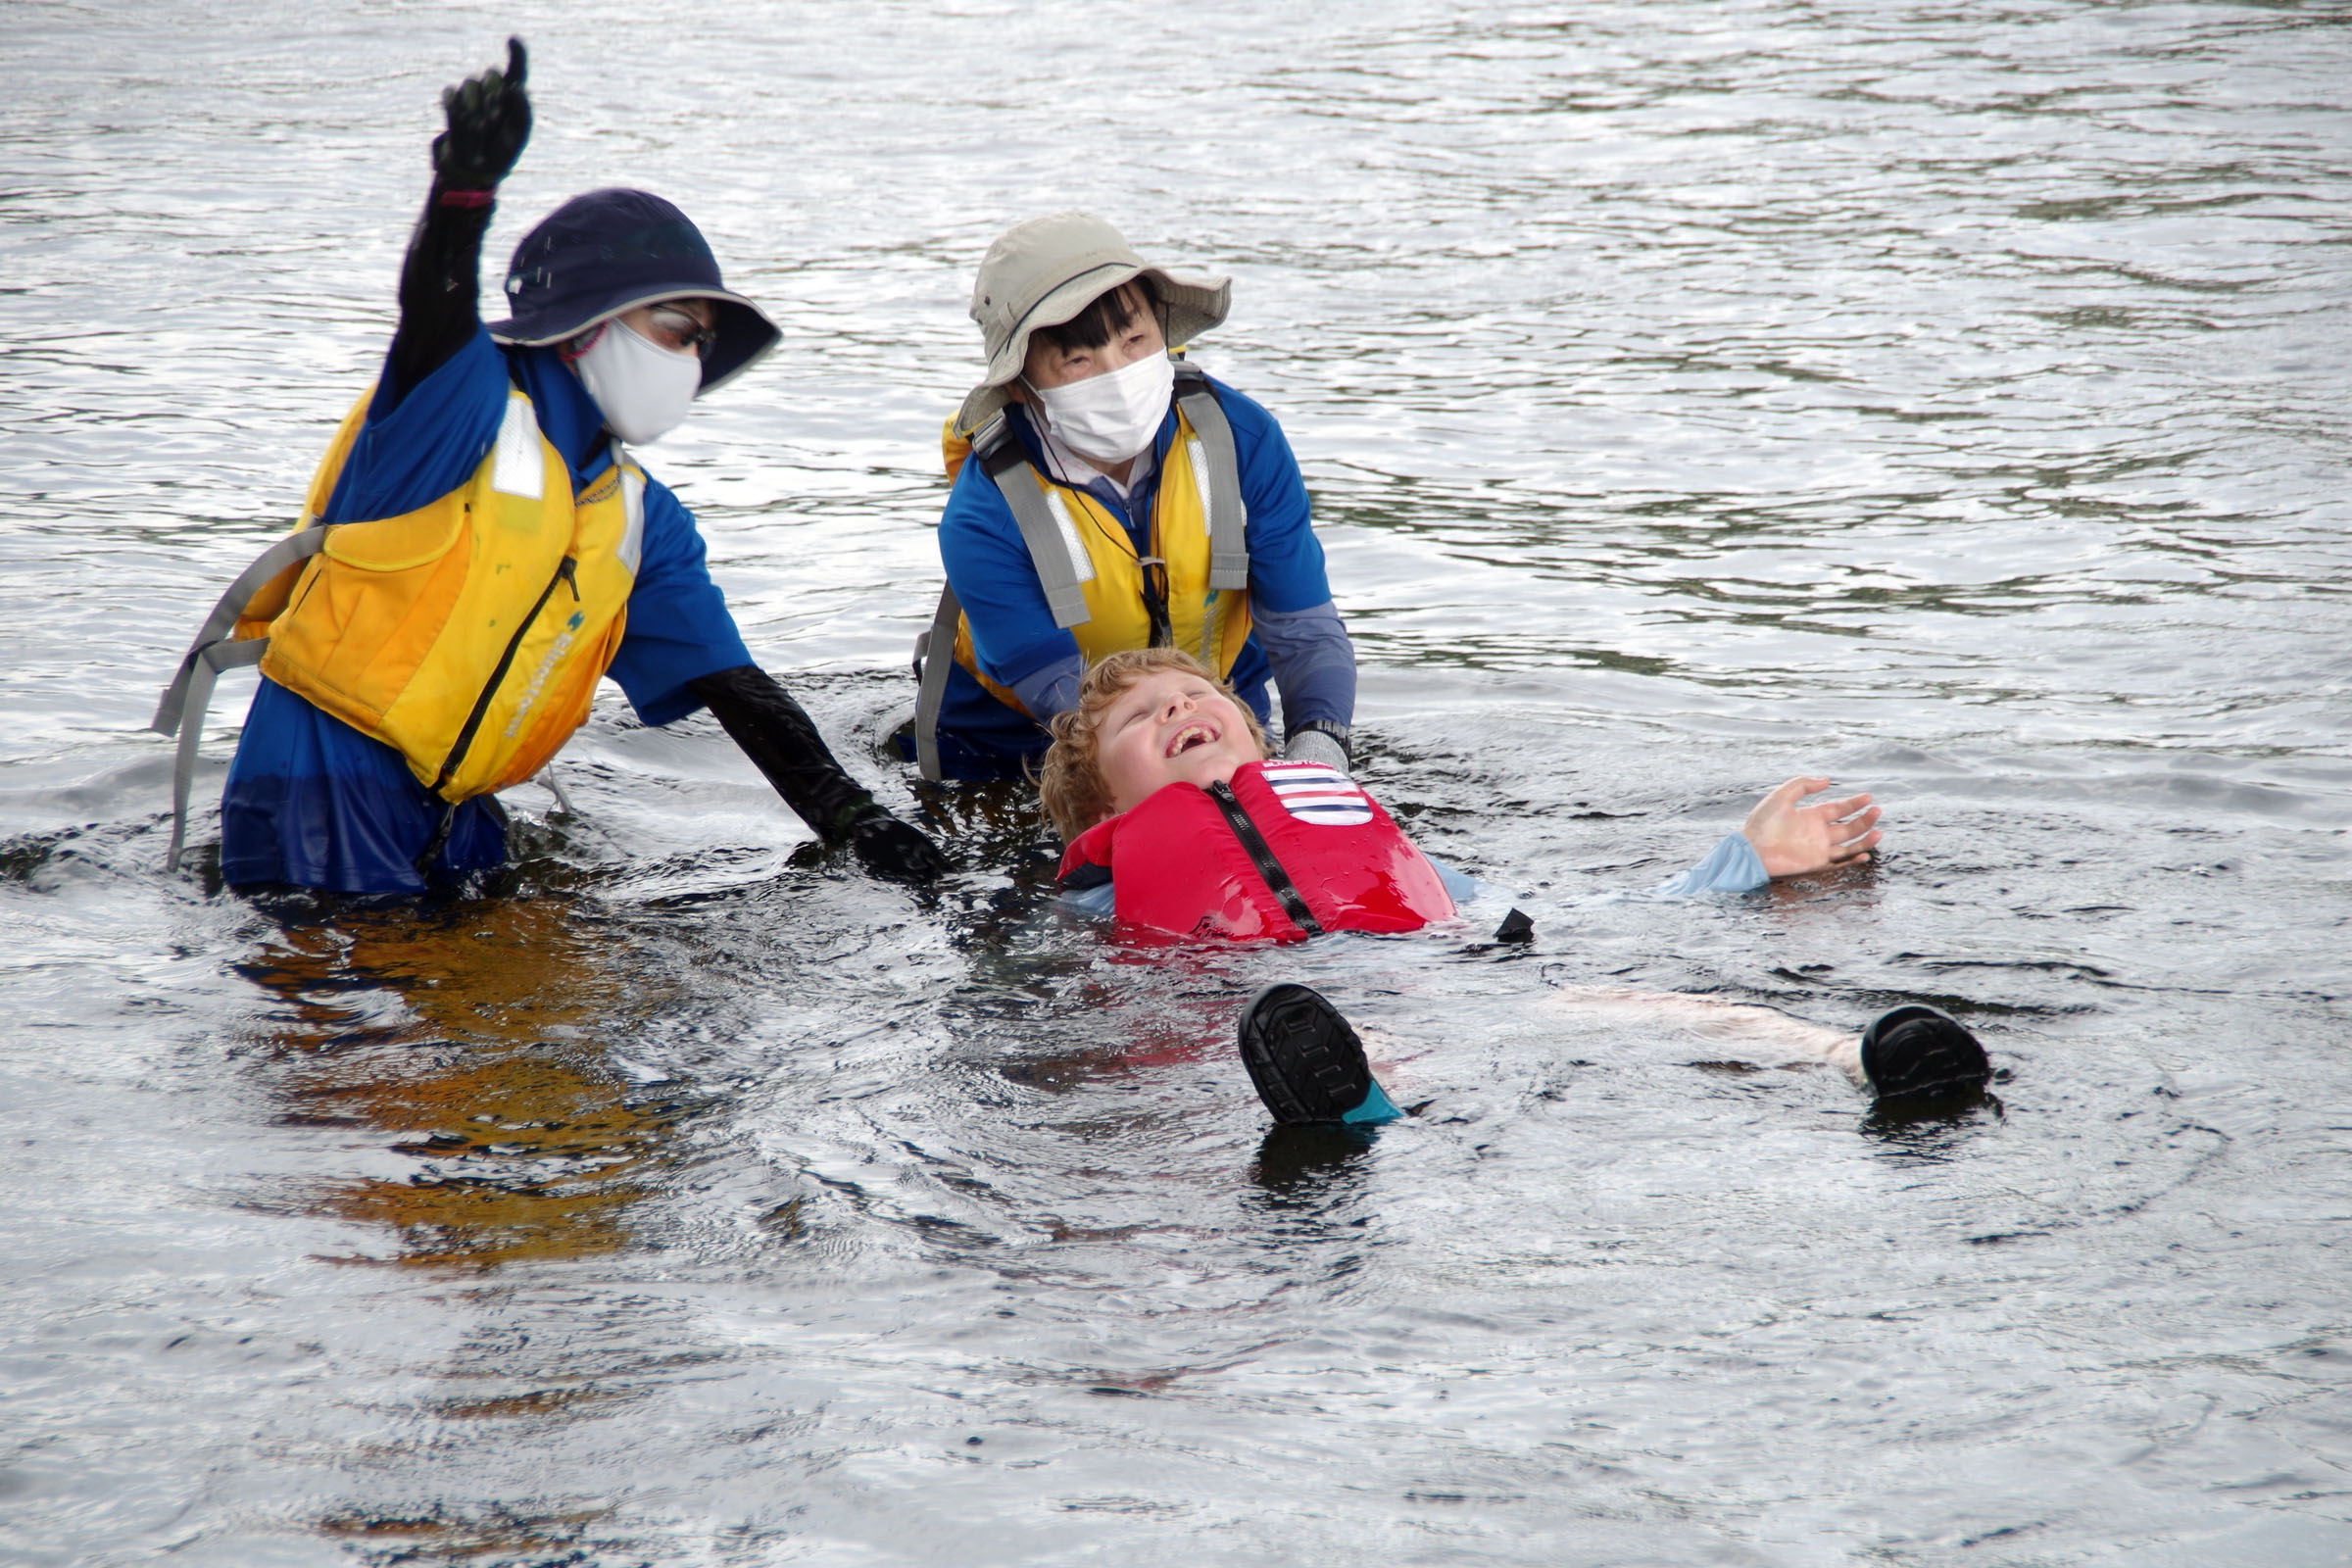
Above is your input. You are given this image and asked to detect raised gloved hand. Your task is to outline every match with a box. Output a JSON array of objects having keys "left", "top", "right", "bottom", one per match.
[
  {"left": 848, "top": 808, "right": 953, "bottom": 884},
  {"left": 431, "top": 37, "right": 531, "bottom": 190}
]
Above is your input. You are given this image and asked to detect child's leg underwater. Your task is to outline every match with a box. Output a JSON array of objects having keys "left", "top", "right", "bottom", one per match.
[
  {"left": 1531, "top": 987, "right": 1993, "bottom": 1105},
  {"left": 1235, "top": 984, "right": 1992, "bottom": 1129},
  {"left": 1541, "top": 984, "right": 1863, "bottom": 1079}
]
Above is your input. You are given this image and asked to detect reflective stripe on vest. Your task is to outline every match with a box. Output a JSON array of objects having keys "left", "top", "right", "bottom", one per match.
[
  {"left": 910, "top": 364, "right": 1250, "bottom": 780},
  {"left": 1055, "top": 760, "right": 1457, "bottom": 941},
  {"left": 153, "top": 382, "right": 643, "bottom": 867}
]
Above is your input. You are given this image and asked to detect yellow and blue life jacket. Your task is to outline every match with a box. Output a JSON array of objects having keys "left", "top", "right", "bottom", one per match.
[
  {"left": 154, "top": 380, "right": 644, "bottom": 862},
  {"left": 910, "top": 363, "right": 1250, "bottom": 780}
]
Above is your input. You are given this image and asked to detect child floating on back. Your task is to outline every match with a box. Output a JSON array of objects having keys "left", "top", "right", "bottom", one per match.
[{"left": 1037, "top": 648, "right": 1991, "bottom": 1127}]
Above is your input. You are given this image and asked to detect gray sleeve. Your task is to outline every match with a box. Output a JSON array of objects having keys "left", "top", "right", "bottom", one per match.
[
  {"left": 1250, "top": 598, "right": 1356, "bottom": 733},
  {"left": 1009, "top": 652, "right": 1085, "bottom": 725}
]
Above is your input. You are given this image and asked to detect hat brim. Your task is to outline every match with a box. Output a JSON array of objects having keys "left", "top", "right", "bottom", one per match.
[
  {"left": 488, "top": 287, "right": 781, "bottom": 397},
  {"left": 954, "top": 264, "right": 1230, "bottom": 435}
]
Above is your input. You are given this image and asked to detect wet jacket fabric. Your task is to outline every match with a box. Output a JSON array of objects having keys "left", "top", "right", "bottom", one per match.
[
  {"left": 924, "top": 380, "right": 1346, "bottom": 777},
  {"left": 1055, "top": 760, "right": 1458, "bottom": 942},
  {"left": 219, "top": 329, "right": 754, "bottom": 893}
]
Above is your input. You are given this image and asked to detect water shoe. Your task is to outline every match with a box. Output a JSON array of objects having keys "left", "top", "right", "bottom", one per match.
[
  {"left": 1237, "top": 983, "right": 1405, "bottom": 1127},
  {"left": 1859, "top": 1004, "right": 1991, "bottom": 1103}
]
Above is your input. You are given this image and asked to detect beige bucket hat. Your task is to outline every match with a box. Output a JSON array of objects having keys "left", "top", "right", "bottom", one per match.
[{"left": 956, "top": 211, "right": 1231, "bottom": 435}]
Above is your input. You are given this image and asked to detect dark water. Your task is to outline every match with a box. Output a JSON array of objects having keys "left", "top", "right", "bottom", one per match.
[{"left": 4, "top": 1, "right": 2349, "bottom": 1563}]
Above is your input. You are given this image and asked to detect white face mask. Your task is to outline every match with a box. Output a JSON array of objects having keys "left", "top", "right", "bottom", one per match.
[
  {"left": 1030, "top": 350, "right": 1174, "bottom": 465},
  {"left": 570, "top": 318, "right": 704, "bottom": 446}
]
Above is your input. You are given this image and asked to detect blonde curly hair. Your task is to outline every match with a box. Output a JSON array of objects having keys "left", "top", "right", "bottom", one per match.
[{"left": 1037, "top": 648, "right": 1271, "bottom": 842}]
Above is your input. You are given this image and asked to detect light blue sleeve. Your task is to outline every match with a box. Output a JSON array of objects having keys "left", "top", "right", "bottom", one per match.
[
  {"left": 1647, "top": 833, "right": 1769, "bottom": 897},
  {"left": 1253, "top": 598, "right": 1355, "bottom": 732},
  {"left": 1057, "top": 879, "right": 1117, "bottom": 918},
  {"left": 1427, "top": 855, "right": 1495, "bottom": 908}
]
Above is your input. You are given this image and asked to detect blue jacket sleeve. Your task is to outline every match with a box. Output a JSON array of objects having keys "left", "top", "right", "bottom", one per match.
[
  {"left": 1060, "top": 834, "right": 1769, "bottom": 926},
  {"left": 1011, "top": 654, "right": 1085, "bottom": 722},
  {"left": 1212, "top": 380, "right": 1352, "bottom": 726},
  {"left": 1056, "top": 878, "right": 1118, "bottom": 918},
  {"left": 604, "top": 475, "right": 756, "bottom": 727},
  {"left": 1648, "top": 833, "right": 1770, "bottom": 897},
  {"left": 1252, "top": 599, "right": 1355, "bottom": 731},
  {"left": 1214, "top": 381, "right": 1333, "bottom": 615},
  {"left": 319, "top": 328, "right": 509, "bottom": 524}
]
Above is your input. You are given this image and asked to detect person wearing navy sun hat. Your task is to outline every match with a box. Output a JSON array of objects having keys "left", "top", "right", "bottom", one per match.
[
  {"left": 488, "top": 186, "right": 780, "bottom": 403},
  {"left": 158, "top": 38, "right": 947, "bottom": 896}
]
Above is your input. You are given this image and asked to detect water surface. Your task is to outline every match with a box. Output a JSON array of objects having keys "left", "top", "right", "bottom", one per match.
[{"left": 3, "top": 2, "right": 2349, "bottom": 1563}]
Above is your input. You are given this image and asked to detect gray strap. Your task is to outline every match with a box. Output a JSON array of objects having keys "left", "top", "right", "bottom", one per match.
[
  {"left": 536, "top": 764, "right": 578, "bottom": 817},
  {"left": 152, "top": 526, "right": 327, "bottom": 736},
  {"left": 1173, "top": 370, "right": 1249, "bottom": 591},
  {"left": 911, "top": 581, "right": 964, "bottom": 782},
  {"left": 975, "top": 416, "right": 1092, "bottom": 630},
  {"left": 167, "top": 637, "right": 269, "bottom": 871}
]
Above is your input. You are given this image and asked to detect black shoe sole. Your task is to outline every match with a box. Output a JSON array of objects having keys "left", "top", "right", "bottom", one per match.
[
  {"left": 1238, "top": 983, "right": 1376, "bottom": 1126},
  {"left": 1860, "top": 1004, "right": 1991, "bottom": 1102}
]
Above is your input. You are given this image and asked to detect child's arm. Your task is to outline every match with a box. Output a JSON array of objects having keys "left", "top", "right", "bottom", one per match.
[
  {"left": 1643, "top": 777, "right": 1879, "bottom": 898},
  {"left": 1739, "top": 776, "right": 1881, "bottom": 878}
]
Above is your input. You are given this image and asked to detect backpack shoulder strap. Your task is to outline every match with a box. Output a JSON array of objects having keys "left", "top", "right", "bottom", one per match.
[
  {"left": 1171, "top": 364, "right": 1249, "bottom": 592},
  {"left": 973, "top": 412, "right": 1094, "bottom": 630},
  {"left": 151, "top": 524, "right": 328, "bottom": 737},
  {"left": 910, "top": 580, "right": 964, "bottom": 782},
  {"left": 152, "top": 522, "right": 330, "bottom": 870}
]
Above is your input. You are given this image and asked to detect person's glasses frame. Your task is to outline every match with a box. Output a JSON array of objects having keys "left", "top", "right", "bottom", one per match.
[{"left": 645, "top": 304, "right": 718, "bottom": 359}]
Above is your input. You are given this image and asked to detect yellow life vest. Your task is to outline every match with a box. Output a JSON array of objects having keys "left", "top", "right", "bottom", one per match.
[
  {"left": 155, "top": 380, "right": 644, "bottom": 849},
  {"left": 906, "top": 364, "right": 1252, "bottom": 781},
  {"left": 937, "top": 404, "right": 1255, "bottom": 711}
]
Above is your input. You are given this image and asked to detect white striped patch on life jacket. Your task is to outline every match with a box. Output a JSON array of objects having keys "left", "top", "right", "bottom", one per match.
[{"left": 1260, "top": 760, "right": 1375, "bottom": 826}]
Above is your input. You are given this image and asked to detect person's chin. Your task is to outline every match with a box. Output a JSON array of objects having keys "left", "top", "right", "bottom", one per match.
[{"left": 1173, "top": 753, "right": 1247, "bottom": 791}]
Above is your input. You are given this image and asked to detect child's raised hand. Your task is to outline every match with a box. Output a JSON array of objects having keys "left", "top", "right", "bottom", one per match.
[{"left": 1740, "top": 776, "right": 1882, "bottom": 879}]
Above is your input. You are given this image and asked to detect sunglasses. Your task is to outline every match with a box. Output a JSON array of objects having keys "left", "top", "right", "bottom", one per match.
[{"left": 644, "top": 305, "right": 719, "bottom": 359}]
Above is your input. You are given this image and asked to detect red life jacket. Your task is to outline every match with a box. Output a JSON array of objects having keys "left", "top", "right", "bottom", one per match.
[{"left": 1056, "top": 760, "right": 1458, "bottom": 942}]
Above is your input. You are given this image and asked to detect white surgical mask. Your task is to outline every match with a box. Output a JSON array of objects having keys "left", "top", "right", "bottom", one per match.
[
  {"left": 1029, "top": 350, "right": 1174, "bottom": 465},
  {"left": 570, "top": 318, "right": 704, "bottom": 445}
]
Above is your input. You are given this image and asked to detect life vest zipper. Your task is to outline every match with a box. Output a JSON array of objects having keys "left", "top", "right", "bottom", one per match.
[
  {"left": 431, "top": 556, "right": 579, "bottom": 798},
  {"left": 1206, "top": 780, "right": 1324, "bottom": 937}
]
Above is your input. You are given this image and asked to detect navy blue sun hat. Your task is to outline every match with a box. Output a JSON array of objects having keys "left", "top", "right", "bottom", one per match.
[{"left": 487, "top": 188, "right": 780, "bottom": 395}]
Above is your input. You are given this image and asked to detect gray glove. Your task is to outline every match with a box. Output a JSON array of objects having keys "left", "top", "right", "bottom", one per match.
[{"left": 1283, "top": 722, "right": 1351, "bottom": 772}]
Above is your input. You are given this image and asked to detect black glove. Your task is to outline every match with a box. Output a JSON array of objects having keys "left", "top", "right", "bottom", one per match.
[
  {"left": 431, "top": 37, "right": 531, "bottom": 189},
  {"left": 848, "top": 808, "right": 954, "bottom": 885},
  {"left": 689, "top": 664, "right": 952, "bottom": 885}
]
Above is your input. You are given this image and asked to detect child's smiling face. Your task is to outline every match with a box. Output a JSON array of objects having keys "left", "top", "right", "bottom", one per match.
[{"left": 1095, "top": 667, "right": 1266, "bottom": 815}]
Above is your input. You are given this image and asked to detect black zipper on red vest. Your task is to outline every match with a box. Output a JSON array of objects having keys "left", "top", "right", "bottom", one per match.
[
  {"left": 1206, "top": 780, "right": 1323, "bottom": 937},
  {"left": 431, "top": 555, "right": 579, "bottom": 798}
]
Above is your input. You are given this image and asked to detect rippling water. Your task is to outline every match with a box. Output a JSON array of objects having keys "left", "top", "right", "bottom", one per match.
[{"left": 5, "top": 2, "right": 2349, "bottom": 1563}]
